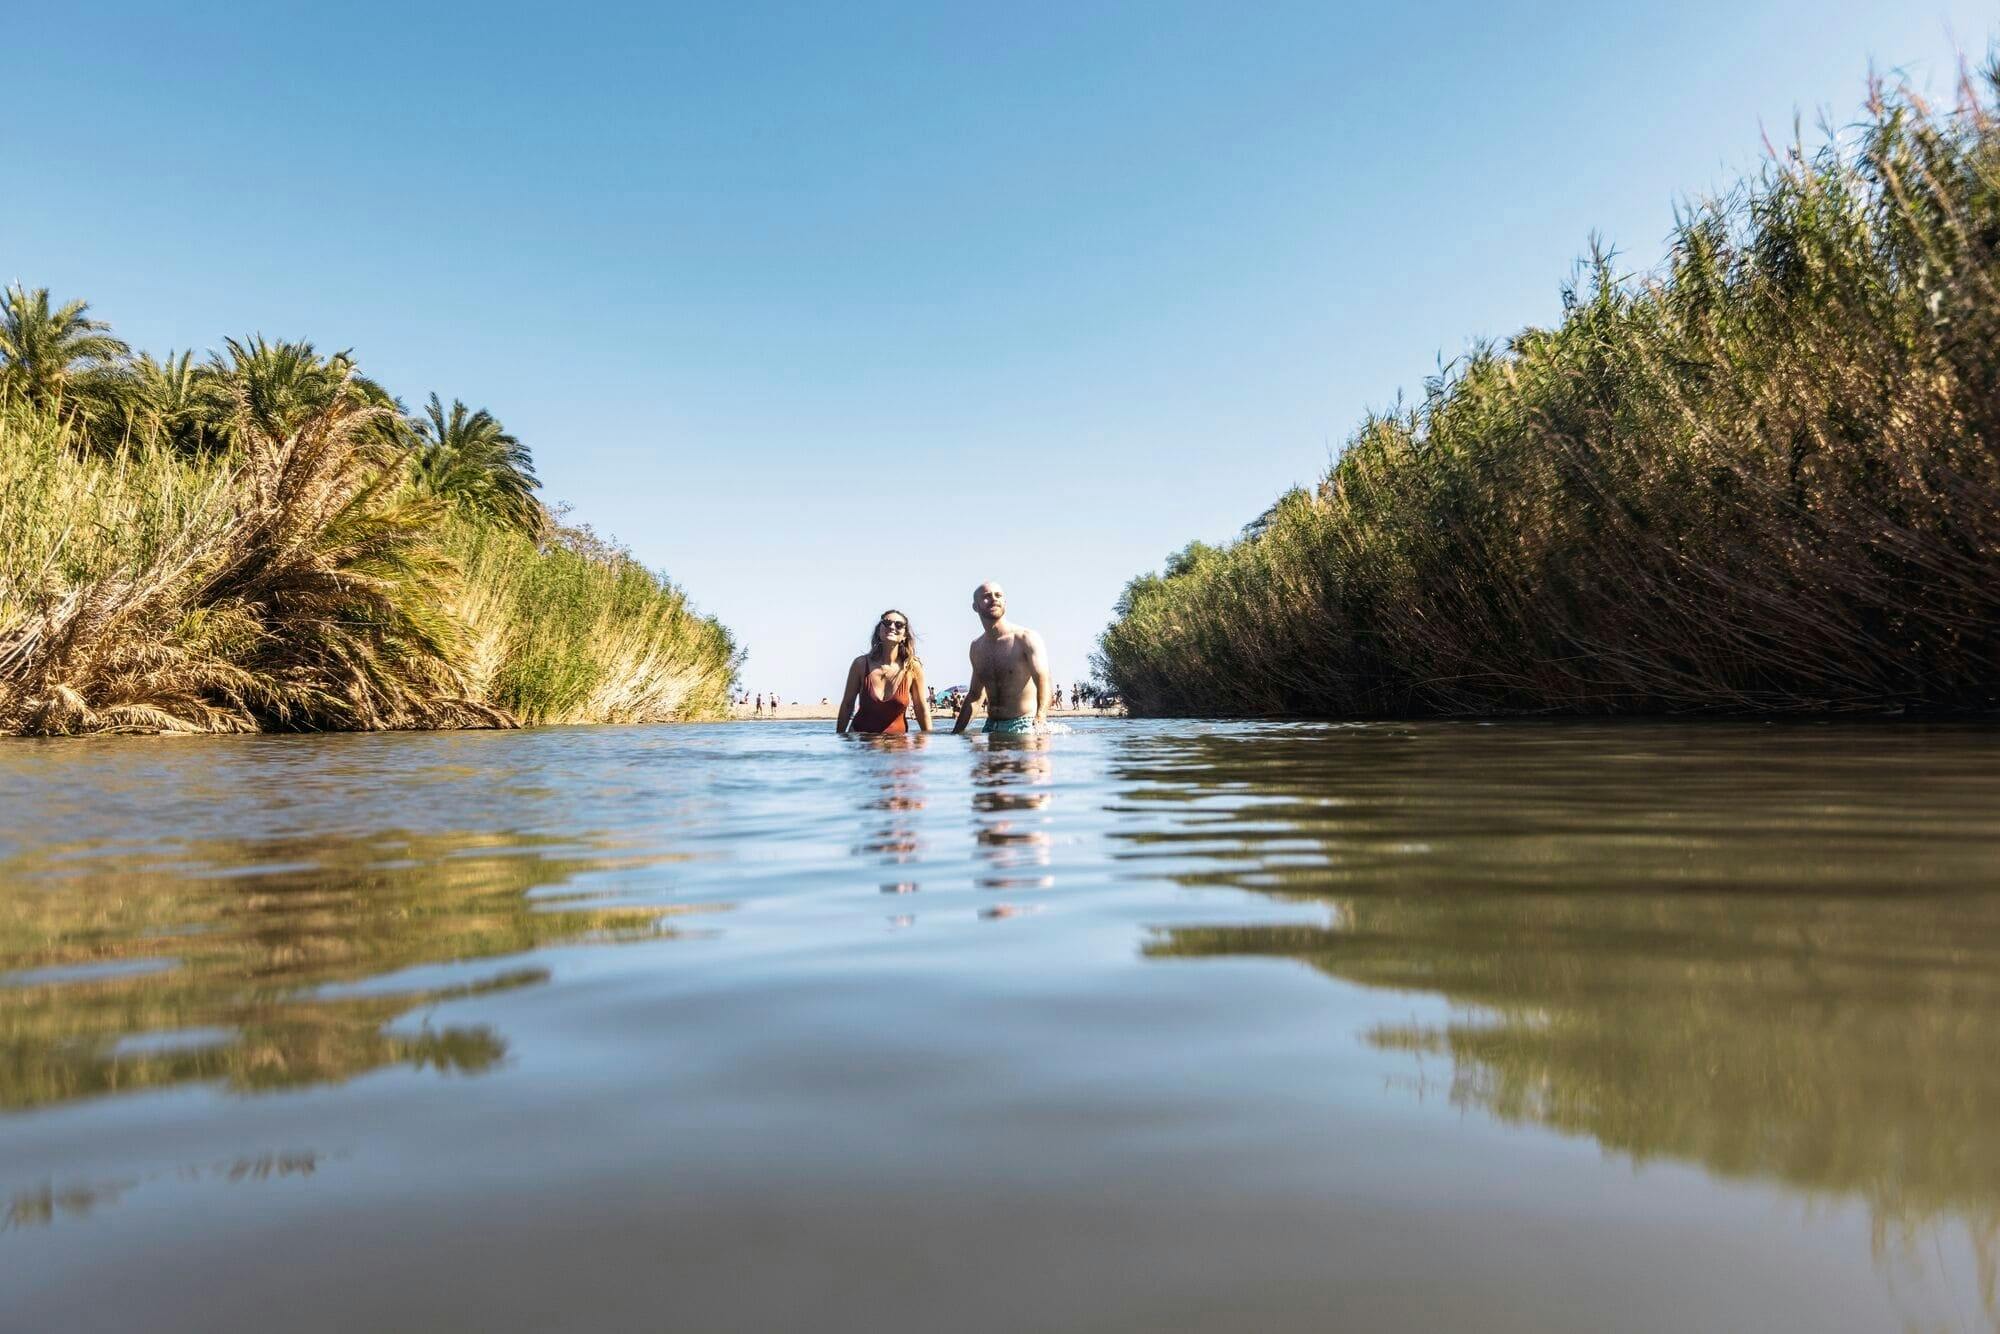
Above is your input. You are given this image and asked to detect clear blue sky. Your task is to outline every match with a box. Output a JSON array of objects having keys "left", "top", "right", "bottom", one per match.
[{"left": 6, "top": 3, "right": 1991, "bottom": 698}]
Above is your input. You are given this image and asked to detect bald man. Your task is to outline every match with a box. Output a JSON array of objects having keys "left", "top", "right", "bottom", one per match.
[{"left": 953, "top": 581, "right": 1052, "bottom": 735}]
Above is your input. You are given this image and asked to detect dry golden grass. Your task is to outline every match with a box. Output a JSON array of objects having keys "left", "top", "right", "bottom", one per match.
[
  {"left": 0, "top": 386, "right": 737, "bottom": 734},
  {"left": 0, "top": 381, "right": 489, "bottom": 733}
]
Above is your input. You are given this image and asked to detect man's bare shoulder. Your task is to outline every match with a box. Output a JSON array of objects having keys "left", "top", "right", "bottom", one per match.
[{"left": 1002, "top": 626, "right": 1044, "bottom": 658}]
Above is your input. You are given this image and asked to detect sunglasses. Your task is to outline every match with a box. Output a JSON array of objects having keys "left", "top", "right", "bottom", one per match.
[{"left": 879, "top": 619, "right": 907, "bottom": 631}]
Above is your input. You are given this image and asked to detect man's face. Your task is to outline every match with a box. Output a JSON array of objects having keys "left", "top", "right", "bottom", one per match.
[{"left": 973, "top": 583, "right": 1005, "bottom": 621}]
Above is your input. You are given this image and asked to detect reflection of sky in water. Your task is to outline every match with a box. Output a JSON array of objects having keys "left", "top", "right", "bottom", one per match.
[{"left": 3, "top": 720, "right": 1999, "bottom": 1333}]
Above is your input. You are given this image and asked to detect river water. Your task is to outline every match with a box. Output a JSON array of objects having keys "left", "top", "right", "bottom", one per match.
[{"left": 2, "top": 720, "right": 1997, "bottom": 1332}]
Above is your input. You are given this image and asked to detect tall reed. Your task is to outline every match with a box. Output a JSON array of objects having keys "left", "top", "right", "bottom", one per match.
[
  {"left": 449, "top": 520, "right": 739, "bottom": 724},
  {"left": 1099, "top": 71, "right": 2000, "bottom": 717}
]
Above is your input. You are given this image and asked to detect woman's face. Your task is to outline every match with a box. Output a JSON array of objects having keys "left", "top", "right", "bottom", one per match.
[{"left": 876, "top": 613, "right": 909, "bottom": 652}]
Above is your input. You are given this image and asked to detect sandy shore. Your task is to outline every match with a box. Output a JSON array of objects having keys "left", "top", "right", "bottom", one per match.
[{"left": 728, "top": 702, "right": 1118, "bottom": 722}]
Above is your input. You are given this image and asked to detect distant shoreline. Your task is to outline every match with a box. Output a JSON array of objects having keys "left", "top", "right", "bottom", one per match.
[{"left": 728, "top": 703, "right": 1119, "bottom": 722}]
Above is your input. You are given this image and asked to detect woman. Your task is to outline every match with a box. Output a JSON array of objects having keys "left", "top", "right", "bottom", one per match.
[{"left": 837, "top": 609, "right": 932, "bottom": 735}]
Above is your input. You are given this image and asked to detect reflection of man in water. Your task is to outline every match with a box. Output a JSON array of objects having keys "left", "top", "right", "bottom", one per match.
[
  {"left": 970, "top": 732, "right": 1053, "bottom": 892},
  {"left": 952, "top": 582, "right": 1051, "bottom": 736}
]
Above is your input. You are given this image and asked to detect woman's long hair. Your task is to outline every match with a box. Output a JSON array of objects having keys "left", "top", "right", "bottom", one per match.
[{"left": 869, "top": 609, "right": 920, "bottom": 673}]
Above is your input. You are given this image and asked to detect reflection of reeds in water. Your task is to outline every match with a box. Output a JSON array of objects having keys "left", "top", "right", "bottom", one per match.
[
  {"left": 1157, "top": 904, "right": 2000, "bottom": 1314},
  {"left": 1122, "top": 728, "right": 2000, "bottom": 1295},
  {"left": 1158, "top": 898, "right": 2000, "bottom": 1215},
  {"left": 0, "top": 832, "right": 713, "bottom": 1110},
  {"left": 5, "top": 1153, "right": 321, "bottom": 1231},
  {"left": 6, "top": 1177, "right": 134, "bottom": 1230}
]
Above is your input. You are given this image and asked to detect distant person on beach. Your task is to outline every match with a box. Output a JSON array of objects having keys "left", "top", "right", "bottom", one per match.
[
  {"left": 838, "top": 609, "right": 932, "bottom": 735},
  {"left": 953, "top": 582, "right": 1050, "bottom": 736},
  {"left": 754, "top": 693, "right": 764, "bottom": 715}
]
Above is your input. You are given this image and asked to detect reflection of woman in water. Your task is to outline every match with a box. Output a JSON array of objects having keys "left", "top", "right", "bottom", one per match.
[{"left": 837, "top": 610, "right": 933, "bottom": 735}]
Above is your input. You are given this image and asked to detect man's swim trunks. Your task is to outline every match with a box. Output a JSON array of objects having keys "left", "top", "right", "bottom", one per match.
[{"left": 983, "top": 715, "right": 1038, "bottom": 735}]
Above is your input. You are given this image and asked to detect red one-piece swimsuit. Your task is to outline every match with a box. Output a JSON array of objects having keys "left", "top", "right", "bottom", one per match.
[{"left": 852, "top": 666, "right": 911, "bottom": 734}]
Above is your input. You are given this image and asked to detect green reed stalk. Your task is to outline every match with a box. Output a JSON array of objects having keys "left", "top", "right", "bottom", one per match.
[{"left": 447, "top": 520, "right": 739, "bottom": 725}]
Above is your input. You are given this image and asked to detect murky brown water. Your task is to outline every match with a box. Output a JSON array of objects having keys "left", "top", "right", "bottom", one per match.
[{"left": 3, "top": 720, "right": 1997, "bottom": 1332}]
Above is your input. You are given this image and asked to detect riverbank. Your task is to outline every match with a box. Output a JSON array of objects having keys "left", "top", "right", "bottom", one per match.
[
  {"left": 1099, "top": 72, "right": 2000, "bottom": 718},
  {"left": 0, "top": 326, "right": 738, "bottom": 735}
]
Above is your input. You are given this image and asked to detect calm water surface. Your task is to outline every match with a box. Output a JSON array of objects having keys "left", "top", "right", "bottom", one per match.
[{"left": 3, "top": 720, "right": 1998, "bottom": 1332}]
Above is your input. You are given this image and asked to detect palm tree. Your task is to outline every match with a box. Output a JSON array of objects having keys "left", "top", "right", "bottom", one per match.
[
  {"left": 407, "top": 393, "right": 543, "bottom": 533},
  {"left": 206, "top": 336, "right": 411, "bottom": 455},
  {"left": 0, "top": 284, "right": 130, "bottom": 418},
  {"left": 210, "top": 336, "right": 364, "bottom": 437},
  {"left": 123, "top": 350, "right": 229, "bottom": 455}
]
